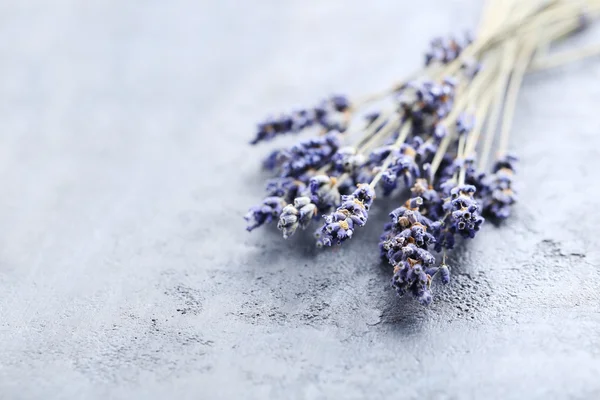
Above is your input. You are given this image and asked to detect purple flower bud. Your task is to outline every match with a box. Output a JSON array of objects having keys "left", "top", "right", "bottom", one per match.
[
  {"left": 250, "top": 95, "right": 350, "bottom": 145},
  {"left": 245, "top": 197, "right": 287, "bottom": 231},
  {"left": 317, "top": 184, "right": 375, "bottom": 246}
]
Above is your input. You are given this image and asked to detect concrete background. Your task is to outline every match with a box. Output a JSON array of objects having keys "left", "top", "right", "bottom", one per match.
[{"left": 1, "top": 1, "right": 600, "bottom": 399}]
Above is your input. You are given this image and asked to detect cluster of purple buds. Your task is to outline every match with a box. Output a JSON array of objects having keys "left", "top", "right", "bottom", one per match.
[
  {"left": 276, "top": 175, "right": 342, "bottom": 239},
  {"left": 245, "top": 177, "right": 308, "bottom": 231},
  {"left": 379, "top": 197, "right": 445, "bottom": 305},
  {"left": 381, "top": 144, "right": 420, "bottom": 196},
  {"left": 262, "top": 149, "right": 282, "bottom": 171},
  {"left": 434, "top": 184, "right": 484, "bottom": 251},
  {"left": 437, "top": 154, "right": 480, "bottom": 193},
  {"left": 265, "top": 177, "right": 307, "bottom": 202},
  {"left": 353, "top": 145, "right": 393, "bottom": 184},
  {"left": 315, "top": 184, "right": 375, "bottom": 247},
  {"left": 463, "top": 157, "right": 489, "bottom": 196},
  {"left": 482, "top": 155, "right": 518, "bottom": 220},
  {"left": 308, "top": 175, "right": 341, "bottom": 212},
  {"left": 278, "top": 132, "right": 342, "bottom": 178},
  {"left": 245, "top": 197, "right": 287, "bottom": 232},
  {"left": 330, "top": 147, "right": 367, "bottom": 175},
  {"left": 398, "top": 78, "right": 456, "bottom": 134},
  {"left": 278, "top": 197, "right": 317, "bottom": 239},
  {"left": 250, "top": 95, "right": 351, "bottom": 145},
  {"left": 415, "top": 138, "right": 438, "bottom": 165},
  {"left": 425, "top": 34, "right": 473, "bottom": 66},
  {"left": 410, "top": 178, "right": 444, "bottom": 220}
]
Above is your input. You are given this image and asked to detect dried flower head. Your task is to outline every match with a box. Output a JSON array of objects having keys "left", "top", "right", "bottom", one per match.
[
  {"left": 245, "top": 196, "right": 287, "bottom": 232},
  {"left": 483, "top": 154, "right": 518, "bottom": 220},
  {"left": 278, "top": 197, "right": 318, "bottom": 239},
  {"left": 316, "top": 184, "right": 375, "bottom": 247},
  {"left": 250, "top": 95, "right": 351, "bottom": 145}
]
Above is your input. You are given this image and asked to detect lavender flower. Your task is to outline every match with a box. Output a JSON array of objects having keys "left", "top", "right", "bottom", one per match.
[
  {"left": 246, "top": 176, "right": 310, "bottom": 233},
  {"left": 381, "top": 144, "right": 420, "bottom": 196},
  {"left": 410, "top": 178, "right": 444, "bottom": 220},
  {"left": 433, "top": 184, "right": 484, "bottom": 251},
  {"left": 265, "top": 177, "right": 307, "bottom": 202},
  {"left": 398, "top": 78, "right": 456, "bottom": 134},
  {"left": 278, "top": 132, "right": 342, "bottom": 178},
  {"left": 250, "top": 95, "right": 351, "bottom": 145},
  {"left": 433, "top": 124, "right": 449, "bottom": 141},
  {"left": 437, "top": 263, "right": 451, "bottom": 284},
  {"left": 245, "top": 197, "right": 286, "bottom": 231},
  {"left": 276, "top": 175, "right": 343, "bottom": 239},
  {"left": 331, "top": 147, "right": 366, "bottom": 175},
  {"left": 278, "top": 197, "right": 317, "bottom": 239},
  {"left": 316, "top": 184, "right": 375, "bottom": 247},
  {"left": 262, "top": 149, "right": 282, "bottom": 171},
  {"left": 380, "top": 198, "right": 437, "bottom": 266},
  {"left": 447, "top": 185, "right": 484, "bottom": 238},
  {"left": 483, "top": 155, "right": 518, "bottom": 220},
  {"left": 353, "top": 145, "right": 393, "bottom": 185},
  {"left": 392, "top": 262, "right": 433, "bottom": 305},
  {"left": 424, "top": 33, "right": 473, "bottom": 66},
  {"left": 379, "top": 197, "right": 440, "bottom": 305},
  {"left": 308, "top": 175, "right": 340, "bottom": 212}
]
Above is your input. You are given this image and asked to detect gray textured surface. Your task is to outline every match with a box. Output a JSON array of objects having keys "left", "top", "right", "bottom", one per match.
[{"left": 1, "top": 1, "right": 600, "bottom": 399}]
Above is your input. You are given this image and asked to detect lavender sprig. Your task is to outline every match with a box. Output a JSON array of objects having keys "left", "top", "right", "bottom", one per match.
[
  {"left": 315, "top": 184, "right": 375, "bottom": 247},
  {"left": 250, "top": 95, "right": 351, "bottom": 145},
  {"left": 482, "top": 154, "right": 518, "bottom": 220},
  {"left": 379, "top": 197, "right": 441, "bottom": 305},
  {"left": 245, "top": 197, "right": 287, "bottom": 232}
]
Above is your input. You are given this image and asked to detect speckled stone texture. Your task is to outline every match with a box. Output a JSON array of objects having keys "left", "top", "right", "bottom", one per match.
[{"left": 1, "top": 1, "right": 600, "bottom": 399}]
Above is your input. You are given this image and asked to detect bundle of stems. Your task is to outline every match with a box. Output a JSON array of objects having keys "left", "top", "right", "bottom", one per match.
[{"left": 245, "top": 0, "right": 600, "bottom": 305}]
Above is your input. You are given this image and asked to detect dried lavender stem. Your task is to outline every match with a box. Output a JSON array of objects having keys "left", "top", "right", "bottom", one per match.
[
  {"left": 479, "top": 42, "right": 517, "bottom": 170},
  {"left": 466, "top": 91, "right": 494, "bottom": 159},
  {"left": 530, "top": 41, "right": 600, "bottom": 70},
  {"left": 454, "top": 133, "right": 466, "bottom": 184},
  {"left": 324, "top": 114, "right": 404, "bottom": 191},
  {"left": 360, "top": 115, "right": 401, "bottom": 152},
  {"left": 314, "top": 113, "right": 401, "bottom": 176},
  {"left": 355, "top": 110, "right": 398, "bottom": 149},
  {"left": 477, "top": 0, "right": 590, "bottom": 56},
  {"left": 341, "top": 0, "right": 595, "bottom": 124},
  {"left": 369, "top": 123, "right": 411, "bottom": 188},
  {"left": 478, "top": 0, "right": 503, "bottom": 34},
  {"left": 497, "top": 39, "right": 538, "bottom": 158},
  {"left": 352, "top": 1, "right": 562, "bottom": 109},
  {"left": 458, "top": 134, "right": 469, "bottom": 186},
  {"left": 430, "top": 63, "right": 497, "bottom": 175},
  {"left": 353, "top": 67, "right": 430, "bottom": 106},
  {"left": 439, "top": 0, "right": 553, "bottom": 77}
]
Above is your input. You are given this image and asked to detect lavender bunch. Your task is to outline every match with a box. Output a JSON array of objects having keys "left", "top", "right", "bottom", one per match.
[{"left": 245, "top": 1, "right": 600, "bottom": 306}]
